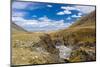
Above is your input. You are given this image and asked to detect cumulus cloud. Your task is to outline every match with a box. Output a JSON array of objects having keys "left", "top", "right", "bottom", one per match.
[
  {"left": 47, "top": 5, "right": 52, "bottom": 7},
  {"left": 61, "top": 6, "right": 80, "bottom": 11},
  {"left": 71, "top": 14, "right": 81, "bottom": 18},
  {"left": 12, "top": 16, "right": 71, "bottom": 31},
  {"left": 57, "top": 10, "right": 71, "bottom": 15},
  {"left": 66, "top": 17, "right": 71, "bottom": 20},
  {"left": 39, "top": 16, "right": 51, "bottom": 22},
  {"left": 57, "top": 5, "right": 95, "bottom": 15},
  {"left": 64, "top": 10, "right": 72, "bottom": 14},
  {"left": 57, "top": 12, "right": 65, "bottom": 15},
  {"left": 57, "top": 6, "right": 78, "bottom": 15},
  {"left": 78, "top": 13, "right": 82, "bottom": 16},
  {"left": 71, "top": 12, "right": 82, "bottom": 18}
]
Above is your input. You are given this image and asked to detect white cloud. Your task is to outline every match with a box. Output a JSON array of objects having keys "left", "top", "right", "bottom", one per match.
[
  {"left": 62, "top": 6, "right": 95, "bottom": 14},
  {"left": 12, "top": 16, "right": 71, "bottom": 31},
  {"left": 39, "top": 16, "right": 51, "bottom": 22},
  {"left": 57, "top": 6, "right": 95, "bottom": 15},
  {"left": 72, "top": 14, "right": 81, "bottom": 18},
  {"left": 12, "top": 1, "right": 41, "bottom": 10},
  {"left": 57, "top": 12, "right": 65, "bottom": 15},
  {"left": 61, "top": 6, "right": 80, "bottom": 11},
  {"left": 78, "top": 13, "right": 82, "bottom": 16},
  {"left": 71, "top": 12, "right": 82, "bottom": 18},
  {"left": 57, "top": 10, "right": 71, "bottom": 15},
  {"left": 66, "top": 17, "right": 71, "bottom": 20},
  {"left": 12, "top": 11, "right": 27, "bottom": 17},
  {"left": 75, "top": 6, "right": 95, "bottom": 14},
  {"left": 12, "top": 2, "right": 32, "bottom": 9},
  {"left": 57, "top": 6, "right": 74, "bottom": 15},
  {"left": 47, "top": 5, "right": 52, "bottom": 7},
  {"left": 64, "top": 10, "right": 72, "bottom": 14}
]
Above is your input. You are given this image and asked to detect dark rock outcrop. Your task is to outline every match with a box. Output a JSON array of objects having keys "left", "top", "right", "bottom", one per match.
[{"left": 34, "top": 34, "right": 60, "bottom": 63}]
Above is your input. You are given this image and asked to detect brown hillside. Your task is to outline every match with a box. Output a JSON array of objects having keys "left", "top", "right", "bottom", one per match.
[
  {"left": 70, "top": 11, "right": 96, "bottom": 27},
  {"left": 12, "top": 22, "right": 27, "bottom": 32}
]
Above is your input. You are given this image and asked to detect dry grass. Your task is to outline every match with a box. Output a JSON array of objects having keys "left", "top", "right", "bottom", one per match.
[
  {"left": 12, "top": 32, "right": 59, "bottom": 65},
  {"left": 12, "top": 11, "right": 96, "bottom": 65}
]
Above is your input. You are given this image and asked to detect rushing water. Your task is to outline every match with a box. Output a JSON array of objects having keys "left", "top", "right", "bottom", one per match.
[
  {"left": 56, "top": 45, "right": 72, "bottom": 59},
  {"left": 34, "top": 44, "right": 72, "bottom": 62},
  {"left": 36, "top": 45, "right": 72, "bottom": 59}
]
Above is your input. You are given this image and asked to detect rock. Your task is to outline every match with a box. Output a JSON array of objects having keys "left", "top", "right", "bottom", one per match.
[
  {"left": 69, "top": 47, "right": 96, "bottom": 62},
  {"left": 39, "top": 34, "right": 58, "bottom": 54},
  {"left": 33, "top": 34, "right": 60, "bottom": 62}
]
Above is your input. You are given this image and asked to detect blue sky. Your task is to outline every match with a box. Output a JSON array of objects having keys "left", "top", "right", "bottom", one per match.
[{"left": 12, "top": 1, "right": 95, "bottom": 32}]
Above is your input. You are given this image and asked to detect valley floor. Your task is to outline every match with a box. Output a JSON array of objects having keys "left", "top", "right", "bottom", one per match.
[{"left": 12, "top": 26, "right": 96, "bottom": 65}]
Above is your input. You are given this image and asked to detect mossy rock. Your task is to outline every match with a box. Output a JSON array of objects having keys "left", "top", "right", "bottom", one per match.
[{"left": 69, "top": 48, "right": 95, "bottom": 62}]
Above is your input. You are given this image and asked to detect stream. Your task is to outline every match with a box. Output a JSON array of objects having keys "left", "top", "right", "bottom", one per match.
[
  {"left": 56, "top": 45, "right": 72, "bottom": 60},
  {"left": 34, "top": 43, "right": 72, "bottom": 62}
]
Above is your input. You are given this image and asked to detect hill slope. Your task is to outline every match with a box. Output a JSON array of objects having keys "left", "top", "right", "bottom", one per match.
[
  {"left": 52, "top": 11, "right": 96, "bottom": 43},
  {"left": 12, "top": 22, "right": 27, "bottom": 32},
  {"left": 70, "top": 11, "right": 96, "bottom": 27}
]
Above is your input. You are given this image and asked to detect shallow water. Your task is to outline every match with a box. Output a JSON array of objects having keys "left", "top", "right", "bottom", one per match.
[{"left": 56, "top": 45, "right": 72, "bottom": 59}]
